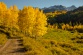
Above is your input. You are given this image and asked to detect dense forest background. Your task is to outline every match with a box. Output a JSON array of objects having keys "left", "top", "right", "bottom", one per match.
[{"left": 46, "top": 6, "right": 83, "bottom": 25}]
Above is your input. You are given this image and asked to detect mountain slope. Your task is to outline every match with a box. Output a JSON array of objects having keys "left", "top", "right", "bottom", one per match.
[
  {"left": 46, "top": 6, "right": 83, "bottom": 24},
  {"left": 42, "top": 5, "right": 77, "bottom": 13}
]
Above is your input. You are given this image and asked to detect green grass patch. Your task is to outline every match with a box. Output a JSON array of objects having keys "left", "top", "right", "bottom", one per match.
[{"left": 21, "top": 28, "right": 83, "bottom": 55}]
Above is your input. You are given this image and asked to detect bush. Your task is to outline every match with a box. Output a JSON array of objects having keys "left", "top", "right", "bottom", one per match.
[
  {"left": 0, "top": 33, "right": 8, "bottom": 45},
  {"left": 22, "top": 37, "right": 52, "bottom": 55}
]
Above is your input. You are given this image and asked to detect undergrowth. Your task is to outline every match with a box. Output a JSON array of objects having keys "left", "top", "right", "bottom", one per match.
[
  {"left": 0, "top": 26, "right": 82, "bottom": 55},
  {"left": 21, "top": 28, "right": 83, "bottom": 55},
  {"left": 0, "top": 32, "right": 8, "bottom": 45}
]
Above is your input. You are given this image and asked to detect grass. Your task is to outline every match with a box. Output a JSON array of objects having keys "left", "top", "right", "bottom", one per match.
[
  {"left": 43, "top": 28, "right": 73, "bottom": 42},
  {"left": 22, "top": 36, "right": 52, "bottom": 55},
  {"left": 43, "top": 28, "right": 83, "bottom": 55},
  {"left": 0, "top": 26, "right": 82, "bottom": 55},
  {"left": 22, "top": 28, "right": 83, "bottom": 55}
]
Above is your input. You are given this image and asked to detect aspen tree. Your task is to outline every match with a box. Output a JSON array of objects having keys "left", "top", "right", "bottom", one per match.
[
  {"left": 0, "top": 2, "right": 7, "bottom": 25},
  {"left": 18, "top": 6, "right": 47, "bottom": 37},
  {"left": 8, "top": 5, "right": 19, "bottom": 28},
  {"left": 33, "top": 8, "right": 47, "bottom": 37}
]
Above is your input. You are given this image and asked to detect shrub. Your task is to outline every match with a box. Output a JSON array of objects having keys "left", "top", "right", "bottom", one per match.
[
  {"left": 22, "top": 37, "right": 52, "bottom": 55},
  {"left": 0, "top": 33, "right": 8, "bottom": 45}
]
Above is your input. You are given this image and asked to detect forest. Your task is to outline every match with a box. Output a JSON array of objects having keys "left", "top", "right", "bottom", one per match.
[{"left": 0, "top": 2, "right": 83, "bottom": 55}]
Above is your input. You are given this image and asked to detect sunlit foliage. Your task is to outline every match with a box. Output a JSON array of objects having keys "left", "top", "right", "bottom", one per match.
[
  {"left": 0, "top": 2, "right": 47, "bottom": 37},
  {"left": 0, "top": 2, "right": 7, "bottom": 25},
  {"left": 3, "top": 5, "right": 19, "bottom": 28},
  {"left": 18, "top": 6, "right": 47, "bottom": 37}
]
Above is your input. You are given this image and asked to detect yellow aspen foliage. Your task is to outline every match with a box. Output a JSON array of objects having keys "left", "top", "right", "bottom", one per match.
[
  {"left": 0, "top": 2, "right": 47, "bottom": 37},
  {"left": 18, "top": 6, "right": 47, "bottom": 37},
  {"left": 18, "top": 6, "right": 35, "bottom": 36},
  {"left": 55, "top": 26, "right": 58, "bottom": 29},
  {"left": 0, "top": 2, "right": 7, "bottom": 25},
  {"left": 2, "top": 5, "right": 19, "bottom": 29},
  {"left": 62, "top": 24, "right": 66, "bottom": 30},
  {"left": 8, "top": 5, "right": 19, "bottom": 28},
  {"left": 3, "top": 9, "right": 11, "bottom": 27},
  {"left": 33, "top": 8, "right": 47, "bottom": 37},
  {"left": 65, "top": 24, "right": 70, "bottom": 29}
]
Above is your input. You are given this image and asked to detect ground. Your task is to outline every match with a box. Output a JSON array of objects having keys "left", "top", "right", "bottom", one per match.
[{"left": 0, "top": 37, "right": 26, "bottom": 55}]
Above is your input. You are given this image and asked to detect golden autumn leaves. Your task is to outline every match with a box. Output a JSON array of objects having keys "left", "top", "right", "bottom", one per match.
[
  {"left": 18, "top": 6, "right": 47, "bottom": 37},
  {"left": 0, "top": 2, "right": 47, "bottom": 37},
  {"left": 0, "top": 2, "right": 18, "bottom": 28}
]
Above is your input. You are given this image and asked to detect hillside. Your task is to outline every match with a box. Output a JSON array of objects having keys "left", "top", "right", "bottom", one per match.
[{"left": 47, "top": 6, "right": 83, "bottom": 25}]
